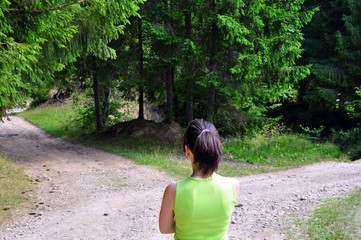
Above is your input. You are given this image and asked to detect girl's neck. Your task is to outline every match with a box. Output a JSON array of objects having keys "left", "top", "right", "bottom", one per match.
[
  {"left": 191, "top": 163, "right": 214, "bottom": 178},
  {"left": 191, "top": 171, "right": 214, "bottom": 179},
  {"left": 191, "top": 165, "right": 203, "bottom": 178}
]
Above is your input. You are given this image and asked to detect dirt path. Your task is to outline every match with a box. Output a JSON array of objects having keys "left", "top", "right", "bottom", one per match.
[{"left": 0, "top": 117, "right": 360, "bottom": 240}]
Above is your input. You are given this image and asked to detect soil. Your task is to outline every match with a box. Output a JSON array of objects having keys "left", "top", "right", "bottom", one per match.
[
  {"left": 103, "top": 119, "right": 182, "bottom": 144},
  {"left": 0, "top": 116, "right": 360, "bottom": 240}
]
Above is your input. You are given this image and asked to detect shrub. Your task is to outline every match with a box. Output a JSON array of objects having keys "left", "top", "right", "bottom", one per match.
[
  {"left": 331, "top": 126, "right": 361, "bottom": 161},
  {"left": 71, "top": 93, "right": 133, "bottom": 132}
]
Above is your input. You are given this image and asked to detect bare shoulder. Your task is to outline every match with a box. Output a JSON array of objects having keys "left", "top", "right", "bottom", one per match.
[
  {"left": 164, "top": 182, "right": 177, "bottom": 194},
  {"left": 231, "top": 177, "right": 240, "bottom": 200},
  {"left": 160, "top": 183, "right": 177, "bottom": 209},
  {"left": 163, "top": 182, "right": 177, "bottom": 201}
]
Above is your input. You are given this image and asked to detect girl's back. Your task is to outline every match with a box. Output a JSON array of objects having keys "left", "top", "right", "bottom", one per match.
[
  {"left": 159, "top": 119, "right": 240, "bottom": 239},
  {"left": 174, "top": 174, "right": 236, "bottom": 240}
]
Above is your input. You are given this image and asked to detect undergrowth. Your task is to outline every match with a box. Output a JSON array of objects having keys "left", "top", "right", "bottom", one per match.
[{"left": 223, "top": 134, "right": 343, "bottom": 167}]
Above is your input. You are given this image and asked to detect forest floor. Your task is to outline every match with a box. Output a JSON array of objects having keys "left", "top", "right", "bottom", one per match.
[{"left": 0, "top": 116, "right": 361, "bottom": 240}]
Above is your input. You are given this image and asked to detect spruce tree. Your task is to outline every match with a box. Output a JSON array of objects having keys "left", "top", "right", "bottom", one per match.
[{"left": 302, "top": 0, "right": 361, "bottom": 112}]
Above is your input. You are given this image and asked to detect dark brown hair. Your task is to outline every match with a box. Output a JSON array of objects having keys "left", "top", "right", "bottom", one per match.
[{"left": 183, "top": 119, "right": 222, "bottom": 177}]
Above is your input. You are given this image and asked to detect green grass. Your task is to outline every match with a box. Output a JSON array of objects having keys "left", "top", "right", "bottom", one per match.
[
  {"left": 18, "top": 103, "right": 348, "bottom": 178},
  {"left": 223, "top": 134, "right": 346, "bottom": 168},
  {"left": 294, "top": 189, "right": 361, "bottom": 240},
  {"left": 19, "top": 103, "right": 76, "bottom": 139},
  {"left": 94, "top": 138, "right": 271, "bottom": 179},
  {"left": 0, "top": 153, "right": 34, "bottom": 224}
]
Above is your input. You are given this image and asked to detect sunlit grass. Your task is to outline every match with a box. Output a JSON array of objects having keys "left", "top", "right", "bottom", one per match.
[
  {"left": 18, "top": 103, "right": 77, "bottom": 139},
  {"left": 223, "top": 134, "right": 347, "bottom": 167},
  {"left": 0, "top": 154, "right": 34, "bottom": 224},
  {"left": 294, "top": 189, "right": 361, "bottom": 240}
]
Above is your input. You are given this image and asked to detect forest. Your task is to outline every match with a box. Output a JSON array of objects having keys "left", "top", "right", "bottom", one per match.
[{"left": 1, "top": 0, "right": 361, "bottom": 159}]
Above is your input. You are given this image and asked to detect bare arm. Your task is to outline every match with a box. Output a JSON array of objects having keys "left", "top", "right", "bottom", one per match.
[{"left": 159, "top": 183, "right": 176, "bottom": 234}]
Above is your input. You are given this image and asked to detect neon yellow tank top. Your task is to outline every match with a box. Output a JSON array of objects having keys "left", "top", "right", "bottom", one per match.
[{"left": 173, "top": 174, "right": 236, "bottom": 240}]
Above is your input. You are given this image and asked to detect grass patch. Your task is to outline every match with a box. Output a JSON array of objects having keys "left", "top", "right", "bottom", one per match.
[
  {"left": 18, "top": 103, "right": 78, "bottom": 139},
  {"left": 97, "top": 138, "right": 191, "bottom": 179},
  {"left": 294, "top": 189, "right": 361, "bottom": 240},
  {"left": 223, "top": 134, "right": 347, "bottom": 168},
  {"left": 95, "top": 138, "right": 272, "bottom": 179},
  {"left": 0, "top": 153, "right": 34, "bottom": 224},
  {"left": 18, "top": 103, "right": 348, "bottom": 178}
]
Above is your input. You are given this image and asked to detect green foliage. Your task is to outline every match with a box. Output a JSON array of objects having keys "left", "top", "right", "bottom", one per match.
[
  {"left": 71, "top": 92, "right": 132, "bottom": 132},
  {"left": 1, "top": 0, "right": 145, "bottom": 124},
  {"left": 214, "top": 106, "right": 264, "bottom": 136},
  {"left": 214, "top": 105, "right": 285, "bottom": 137},
  {"left": 71, "top": 94, "right": 97, "bottom": 132},
  {"left": 331, "top": 127, "right": 361, "bottom": 161},
  {"left": 330, "top": 87, "right": 361, "bottom": 160},
  {"left": 0, "top": 0, "right": 330, "bottom": 137},
  {"left": 222, "top": 0, "right": 314, "bottom": 113},
  {"left": 0, "top": 0, "right": 81, "bottom": 118},
  {"left": 275, "top": 0, "right": 361, "bottom": 137},
  {"left": 301, "top": 0, "right": 361, "bottom": 112},
  {"left": 299, "top": 125, "right": 326, "bottom": 139},
  {"left": 115, "top": 0, "right": 315, "bottom": 129},
  {"left": 28, "top": 84, "right": 55, "bottom": 109},
  {"left": 345, "top": 87, "right": 361, "bottom": 119}
]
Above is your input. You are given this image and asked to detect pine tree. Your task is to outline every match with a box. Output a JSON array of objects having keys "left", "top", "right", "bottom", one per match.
[
  {"left": 0, "top": 1, "right": 80, "bottom": 118},
  {"left": 0, "top": 0, "right": 145, "bottom": 127},
  {"left": 190, "top": 0, "right": 314, "bottom": 124},
  {"left": 302, "top": 0, "right": 361, "bottom": 111}
]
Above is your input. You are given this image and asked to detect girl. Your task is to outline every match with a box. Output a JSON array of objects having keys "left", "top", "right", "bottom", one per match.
[{"left": 159, "top": 119, "right": 240, "bottom": 240}]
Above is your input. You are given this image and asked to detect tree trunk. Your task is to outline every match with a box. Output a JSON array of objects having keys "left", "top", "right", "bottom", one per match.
[
  {"left": 102, "top": 88, "right": 111, "bottom": 127},
  {"left": 185, "top": 11, "right": 194, "bottom": 123},
  {"left": 92, "top": 58, "right": 102, "bottom": 130},
  {"left": 166, "top": 65, "right": 173, "bottom": 122},
  {"left": 164, "top": 0, "right": 173, "bottom": 122},
  {"left": 207, "top": 20, "right": 218, "bottom": 121},
  {"left": 138, "top": 17, "right": 144, "bottom": 120},
  {"left": 298, "top": 77, "right": 308, "bottom": 102},
  {"left": 208, "top": 85, "right": 216, "bottom": 120},
  {"left": 171, "top": 66, "right": 179, "bottom": 119}
]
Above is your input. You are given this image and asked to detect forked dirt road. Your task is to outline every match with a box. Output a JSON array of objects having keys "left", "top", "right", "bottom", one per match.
[{"left": 0, "top": 116, "right": 360, "bottom": 240}]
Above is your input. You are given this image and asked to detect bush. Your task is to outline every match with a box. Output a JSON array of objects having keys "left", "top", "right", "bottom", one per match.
[
  {"left": 71, "top": 94, "right": 96, "bottom": 132},
  {"left": 214, "top": 105, "right": 283, "bottom": 137},
  {"left": 71, "top": 93, "right": 133, "bottom": 132},
  {"left": 29, "top": 88, "right": 51, "bottom": 108},
  {"left": 331, "top": 126, "right": 361, "bottom": 161}
]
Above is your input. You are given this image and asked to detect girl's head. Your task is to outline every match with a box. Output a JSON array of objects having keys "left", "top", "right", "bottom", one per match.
[{"left": 183, "top": 119, "right": 222, "bottom": 177}]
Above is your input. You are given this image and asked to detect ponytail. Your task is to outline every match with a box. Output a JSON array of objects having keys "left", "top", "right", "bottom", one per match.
[{"left": 183, "top": 119, "right": 223, "bottom": 177}]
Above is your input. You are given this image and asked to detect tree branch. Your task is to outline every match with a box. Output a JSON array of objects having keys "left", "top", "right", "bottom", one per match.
[{"left": 7, "top": 0, "right": 86, "bottom": 13}]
